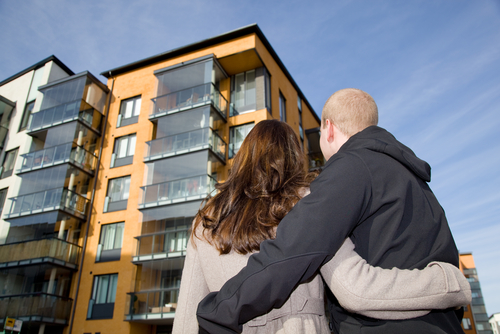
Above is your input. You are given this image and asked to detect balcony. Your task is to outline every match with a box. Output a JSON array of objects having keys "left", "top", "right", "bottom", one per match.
[
  {"left": 138, "top": 174, "right": 216, "bottom": 209},
  {"left": 144, "top": 128, "right": 226, "bottom": 163},
  {"left": 0, "top": 238, "right": 81, "bottom": 270},
  {"left": 27, "top": 99, "right": 101, "bottom": 134},
  {"left": 150, "top": 83, "right": 227, "bottom": 121},
  {"left": 3, "top": 188, "right": 89, "bottom": 220},
  {"left": 133, "top": 229, "right": 188, "bottom": 262},
  {"left": 18, "top": 143, "right": 97, "bottom": 174},
  {"left": 0, "top": 293, "right": 72, "bottom": 325},
  {"left": 125, "top": 289, "right": 179, "bottom": 323}
]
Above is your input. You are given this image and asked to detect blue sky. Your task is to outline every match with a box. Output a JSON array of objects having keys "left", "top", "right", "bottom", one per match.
[{"left": 1, "top": 0, "right": 499, "bottom": 316}]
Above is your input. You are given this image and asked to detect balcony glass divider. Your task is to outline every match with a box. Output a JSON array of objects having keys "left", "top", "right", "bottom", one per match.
[
  {"left": 0, "top": 238, "right": 81, "bottom": 268},
  {"left": 18, "top": 143, "right": 97, "bottom": 174},
  {"left": 126, "top": 289, "right": 179, "bottom": 320},
  {"left": 0, "top": 293, "right": 73, "bottom": 324},
  {"left": 28, "top": 99, "right": 100, "bottom": 134},
  {"left": 138, "top": 174, "right": 216, "bottom": 209},
  {"left": 150, "top": 83, "right": 227, "bottom": 121},
  {"left": 144, "top": 128, "right": 226, "bottom": 163},
  {"left": 4, "top": 188, "right": 89, "bottom": 220},
  {"left": 133, "top": 228, "right": 189, "bottom": 262}
]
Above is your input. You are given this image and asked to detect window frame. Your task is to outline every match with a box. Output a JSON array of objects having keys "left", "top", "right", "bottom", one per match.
[
  {"left": 0, "top": 187, "right": 8, "bottom": 217},
  {"left": 19, "top": 100, "right": 35, "bottom": 132},
  {"left": 228, "top": 122, "right": 255, "bottom": 159},
  {"left": 117, "top": 96, "right": 141, "bottom": 127},
  {"left": 279, "top": 91, "right": 286, "bottom": 122},
  {"left": 87, "top": 274, "right": 118, "bottom": 320},
  {"left": 111, "top": 133, "right": 136, "bottom": 167},
  {"left": 1, "top": 147, "right": 19, "bottom": 179},
  {"left": 104, "top": 176, "right": 131, "bottom": 212},
  {"left": 96, "top": 222, "right": 125, "bottom": 262},
  {"left": 297, "top": 96, "right": 304, "bottom": 142},
  {"left": 231, "top": 70, "right": 257, "bottom": 114}
]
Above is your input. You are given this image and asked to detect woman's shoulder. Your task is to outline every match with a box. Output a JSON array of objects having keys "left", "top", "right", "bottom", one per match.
[{"left": 299, "top": 187, "right": 311, "bottom": 198}]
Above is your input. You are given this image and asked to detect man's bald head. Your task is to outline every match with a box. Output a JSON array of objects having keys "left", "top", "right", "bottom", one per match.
[{"left": 322, "top": 88, "right": 378, "bottom": 137}]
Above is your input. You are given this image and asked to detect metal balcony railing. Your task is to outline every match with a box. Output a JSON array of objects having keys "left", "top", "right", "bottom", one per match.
[
  {"left": 0, "top": 293, "right": 72, "bottom": 324},
  {"left": 18, "top": 143, "right": 97, "bottom": 173},
  {"left": 138, "top": 174, "right": 216, "bottom": 209},
  {"left": 144, "top": 128, "right": 226, "bottom": 162},
  {"left": 150, "top": 83, "right": 227, "bottom": 120},
  {"left": 0, "top": 238, "right": 81, "bottom": 269},
  {"left": 3, "top": 188, "right": 89, "bottom": 220},
  {"left": 133, "top": 228, "right": 188, "bottom": 262},
  {"left": 125, "top": 289, "right": 179, "bottom": 322},
  {"left": 27, "top": 99, "right": 97, "bottom": 133}
]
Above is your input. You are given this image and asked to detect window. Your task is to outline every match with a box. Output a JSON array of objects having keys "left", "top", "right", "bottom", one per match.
[
  {"left": 462, "top": 318, "right": 471, "bottom": 330},
  {"left": 231, "top": 70, "right": 256, "bottom": 114},
  {"left": 111, "top": 134, "right": 136, "bottom": 167},
  {"left": 117, "top": 96, "right": 141, "bottom": 127},
  {"left": 87, "top": 274, "right": 118, "bottom": 319},
  {"left": 279, "top": 92, "right": 286, "bottom": 122},
  {"left": 19, "top": 67, "right": 45, "bottom": 132},
  {"left": 96, "top": 222, "right": 124, "bottom": 262},
  {"left": 297, "top": 96, "right": 304, "bottom": 142},
  {"left": 0, "top": 188, "right": 7, "bottom": 217},
  {"left": 19, "top": 101, "right": 35, "bottom": 132},
  {"left": 229, "top": 123, "right": 254, "bottom": 159},
  {"left": 104, "top": 176, "right": 131, "bottom": 212},
  {"left": 1, "top": 148, "right": 18, "bottom": 179}
]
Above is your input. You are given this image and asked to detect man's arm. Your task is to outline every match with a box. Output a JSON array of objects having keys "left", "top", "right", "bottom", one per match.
[
  {"left": 197, "top": 154, "right": 372, "bottom": 333},
  {"left": 321, "top": 238, "right": 471, "bottom": 320}
]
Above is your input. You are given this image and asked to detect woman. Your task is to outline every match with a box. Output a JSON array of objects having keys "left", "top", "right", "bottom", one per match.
[{"left": 173, "top": 120, "right": 470, "bottom": 333}]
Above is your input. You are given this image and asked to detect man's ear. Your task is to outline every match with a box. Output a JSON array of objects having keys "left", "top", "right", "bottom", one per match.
[{"left": 326, "top": 119, "right": 335, "bottom": 143}]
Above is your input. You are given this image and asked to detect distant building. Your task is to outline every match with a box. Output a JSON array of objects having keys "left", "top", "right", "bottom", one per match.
[
  {"left": 490, "top": 313, "right": 500, "bottom": 334},
  {"left": 460, "top": 252, "right": 493, "bottom": 334},
  {"left": 0, "top": 25, "right": 324, "bottom": 334}
]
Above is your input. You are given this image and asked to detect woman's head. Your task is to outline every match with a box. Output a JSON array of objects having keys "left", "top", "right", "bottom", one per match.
[
  {"left": 194, "top": 120, "right": 309, "bottom": 254},
  {"left": 231, "top": 120, "right": 306, "bottom": 199}
]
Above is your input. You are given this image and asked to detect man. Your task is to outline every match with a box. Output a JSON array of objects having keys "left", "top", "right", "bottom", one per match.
[{"left": 197, "top": 89, "right": 464, "bottom": 333}]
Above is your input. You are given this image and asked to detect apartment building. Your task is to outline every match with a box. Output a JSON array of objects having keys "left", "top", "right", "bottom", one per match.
[
  {"left": 489, "top": 313, "right": 500, "bottom": 334},
  {"left": 460, "top": 252, "right": 493, "bottom": 334},
  {"left": 0, "top": 25, "right": 323, "bottom": 334}
]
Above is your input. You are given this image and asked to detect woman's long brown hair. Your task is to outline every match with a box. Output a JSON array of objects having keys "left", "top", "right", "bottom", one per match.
[{"left": 193, "top": 119, "right": 310, "bottom": 255}]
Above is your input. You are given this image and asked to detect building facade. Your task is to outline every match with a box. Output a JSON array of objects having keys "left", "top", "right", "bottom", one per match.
[
  {"left": 460, "top": 252, "right": 493, "bottom": 334},
  {"left": 0, "top": 25, "right": 324, "bottom": 334},
  {"left": 489, "top": 313, "right": 500, "bottom": 334}
]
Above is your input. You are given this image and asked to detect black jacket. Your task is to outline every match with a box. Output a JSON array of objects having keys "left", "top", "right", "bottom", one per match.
[{"left": 197, "top": 126, "right": 463, "bottom": 334}]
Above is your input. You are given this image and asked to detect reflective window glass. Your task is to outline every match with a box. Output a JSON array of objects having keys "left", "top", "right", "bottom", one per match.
[{"left": 229, "top": 123, "right": 254, "bottom": 158}]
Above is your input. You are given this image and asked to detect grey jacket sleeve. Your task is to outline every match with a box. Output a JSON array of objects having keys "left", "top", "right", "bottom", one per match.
[
  {"left": 321, "top": 238, "right": 471, "bottom": 320},
  {"left": 172, "top": 238, "right": 210, "bottom": 333},
  {"left": 197, "top": 155, "right": 371, "bottom": 333}
]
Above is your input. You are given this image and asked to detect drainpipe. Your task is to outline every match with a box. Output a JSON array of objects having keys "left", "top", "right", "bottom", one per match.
[{"left": 68, "top": 73, "right": 115, "bottom": 334}]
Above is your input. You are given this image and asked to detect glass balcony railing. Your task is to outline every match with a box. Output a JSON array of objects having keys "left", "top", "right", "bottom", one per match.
[
  {"left": 125, "top": 289, "right": 179, "bottom": 321},
  {"left": 151, "top": 83, "right": 227, "bottom": 120},
  {"left": 144, "top": 128, "right": 226, "bottom": 162},
  {"left": 0, "top": 293, "right": 72, "bottom": 324},
  {"left": 133, "top": 229, "right": 188, "bottom": 262},
  {"left": 3, "top": 188, "right": 89, "bottom": 220},
  {"left": 27, "top": 99, "right": 99, "bottom": 133},
  {"left": 0, "top": 238, "right": 81, "bottom": 269},
  {"left": 138, "top": 174, "right": 216, "bottom": 209},
  {"left": 18, "top": 143, "right": 97, "bottom": 173}
]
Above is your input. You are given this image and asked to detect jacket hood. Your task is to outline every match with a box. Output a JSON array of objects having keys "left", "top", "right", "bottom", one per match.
[{"left": 340, "top": 126, "right": 431, "bottom": 182}]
